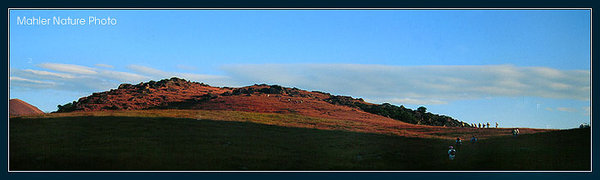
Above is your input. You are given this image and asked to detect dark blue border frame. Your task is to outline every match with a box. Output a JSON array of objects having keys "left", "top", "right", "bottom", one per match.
[
  {"left": 1, "top": 0, "right": 598, "bottom": 180},
  {"left": 0, "top": 0, "right": 597, "bottom": 8}
]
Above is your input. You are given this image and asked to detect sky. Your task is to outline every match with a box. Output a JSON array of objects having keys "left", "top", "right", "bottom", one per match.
[{"left": 9, "top": 10, "right": 591, "bottom": 129}]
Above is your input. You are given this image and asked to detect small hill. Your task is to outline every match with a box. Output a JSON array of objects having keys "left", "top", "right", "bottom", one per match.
[
  {"left": 55, "top": 77, "right": 469, "bottom": 127},
  {"left": 9, "top": 99, "right": 44, "bottom": 116}
]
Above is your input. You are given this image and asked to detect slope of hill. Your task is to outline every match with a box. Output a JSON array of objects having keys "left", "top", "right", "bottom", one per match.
[
  {"left": 31, "top": 110, "right": 552, "bottom": 139},
  {"left": 9, "top": 99, "right": 44, "bottom": 116},
  {"left": 55, "top": 77, "right": 469, "bottom": 127}
]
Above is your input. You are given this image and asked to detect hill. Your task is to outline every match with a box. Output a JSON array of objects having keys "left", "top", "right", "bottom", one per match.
[
  {"left": 10, "top": 115, "right": 589, "bottom": 170},
  {"left": 9, "top": 99, "right": 44, "bottom": 116},
  {"left": 55, "top": 77, "right": 469, "bottom": 127}
]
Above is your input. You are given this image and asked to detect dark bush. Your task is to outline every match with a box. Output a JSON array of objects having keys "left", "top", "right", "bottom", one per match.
[
  {"left": 324, "top": 95, "right": 466, "bottom": 127},
  {"left": 56, "top": 101, "right": 78, "bottom": 113}
]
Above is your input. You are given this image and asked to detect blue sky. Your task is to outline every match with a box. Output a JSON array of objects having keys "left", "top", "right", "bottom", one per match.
[{"left": 9, "top": 10, "right": 590, "bottom": 129}]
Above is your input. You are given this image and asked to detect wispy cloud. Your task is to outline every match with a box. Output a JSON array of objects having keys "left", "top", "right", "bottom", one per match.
[
  {"left": 95, "top": 64, "right": 114, "bottom": 68},
  {"left": 10, "top": 63, "right": 590, "bottom": 106},
  {"left": 38, "top": 63, "right": 98, "bottom": 75},
  {"left": 16, "top": 69, "right": 75, "bottom": 79},
  {"left": 383, "top": 98, "right": 448, "bottom": 105},
  {"left": 128, "top": 65, "right": 233, "bottom": 86},
  {"left": 12, "top": 63, "right": 150, "bottom": 92},
  {"left": 545, "top": 106, "right": 586, "bottom": 113},
  {"left": 128, "top": 65, "right": 171, "bottom": 77},
  {"left": 10, "top": 76, "right": 56, "bottom": 88},
  {"left": 96, "top": 70, "right": 150, "bottom": 83},
  {"left": 10, "top": 63, "right": 232, "bottom": 93},
  {"left": 221, "top": 64, "right": 590, "bottom": 105},
  {"left": 556, "top": 107, "right": 577, "bottom": 112}
]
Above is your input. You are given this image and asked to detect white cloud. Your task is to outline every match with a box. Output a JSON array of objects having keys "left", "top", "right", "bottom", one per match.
[
  {"left": 11, "top": 63, "right": 148, "bottom": 92},
  {"left": 97, "top": 70, "right": 150, "bottom": 83},
  {"left": 19, "top": 69, "right": 75, "bottom": 79},
  {"left": 178, "top": 73, "right": 232, "bottom": 86},
  {"left": 385, "top": 98, "right": 448, "bottom": 105},
  {"left": 10, "top": 76, "right": 56, "bottom": 88},
  {"left": 38, "top": 63, "right": 98, "bottom": 75},
  {"left": 127, "top": 65, "right": 171, "bottom": 77},
  {"left": 221, "top": 64, "right": 590, "bottom": 105},
  {"left": 556, "top": 107, "right": 577, "bottom": 112},
  {"left": 10, "top": 63, "right": 234, "bottom": 93},
  {"left": 128, "top": 65, "right": 233, "bottom": 86},
  {"left": 95, "top": 64, "right": 114, "bottom": 68},
  {"left": 10, "top": 63, "right": 590, "bottom": 107}
]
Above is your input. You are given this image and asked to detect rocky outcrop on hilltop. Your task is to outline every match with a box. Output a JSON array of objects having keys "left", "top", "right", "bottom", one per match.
[
  {"left": 56, "top": 77, "right": 228, "bottom": 112},
  {"left": 55, "top": 77, "right": 469, "bottom": 127}
]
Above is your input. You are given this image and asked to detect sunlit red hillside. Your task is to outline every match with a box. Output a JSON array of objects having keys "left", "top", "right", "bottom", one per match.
[
  {"left": 50, "top": 77, "right": 555, "bottom": 139},
  {"left": 56, "top": 77, "right": 464, "bottom": 127},
  {"left": 9, "top": 99, "right": 44, "bottom": 116}
]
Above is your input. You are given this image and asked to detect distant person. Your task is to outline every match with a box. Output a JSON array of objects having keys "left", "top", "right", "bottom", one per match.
[
  {"left": 455, "top": 137, "right": 462, "bottom": 149},
  {"left": 486, "top": 122, "right": 490, "bottom": 128},
  {"left": 470, "top": 135, "right": 478, "bottom": 143},
  {"left": 512, "top": 128, "right": 520, "bottom": 136},
  {"left": 496, "top": 122, "right": 498, "bottom": 128},
  {"left": 448, "top": 146, "right": 456, "bottom": 160},
  {"left": 478, "top": 123, "right": 481, "bottom": 128}
]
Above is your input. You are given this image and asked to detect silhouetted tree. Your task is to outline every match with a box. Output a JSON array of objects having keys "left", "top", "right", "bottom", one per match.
[{"left": 417, "top": 106, "right": 427, "bottom": 113}]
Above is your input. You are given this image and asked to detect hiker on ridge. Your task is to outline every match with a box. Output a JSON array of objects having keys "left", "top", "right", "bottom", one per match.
[
  {"left": 470, "top": 135, "right": 478, "bottom": 143},
  {"left": 512, "top": 128, "right": 520, "bottom": 136}
]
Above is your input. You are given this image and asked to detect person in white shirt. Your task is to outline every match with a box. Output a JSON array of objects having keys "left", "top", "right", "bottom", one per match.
[{"left": 448, "top": 146, "right": 456, "bottom": 160}]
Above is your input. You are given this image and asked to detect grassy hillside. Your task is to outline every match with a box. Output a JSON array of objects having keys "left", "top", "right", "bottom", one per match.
[
  {"left": 10, "top": 115, "right": 589, "bottom": 171},
  {"left": 17, "top": 110, "right": 554, "bottom": 140}
]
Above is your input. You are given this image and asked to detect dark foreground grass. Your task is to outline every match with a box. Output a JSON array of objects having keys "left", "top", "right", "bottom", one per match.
[{"left": 10, "top": 116, "right": 590, "bottom": 171}]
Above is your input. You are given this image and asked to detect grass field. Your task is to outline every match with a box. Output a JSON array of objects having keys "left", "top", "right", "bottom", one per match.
[
  {"left": 10, "top": 115, "right": 590, "bottom": 171},
  {"left": 13, "top": 110, "right": 555, "bottom": 140}
]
